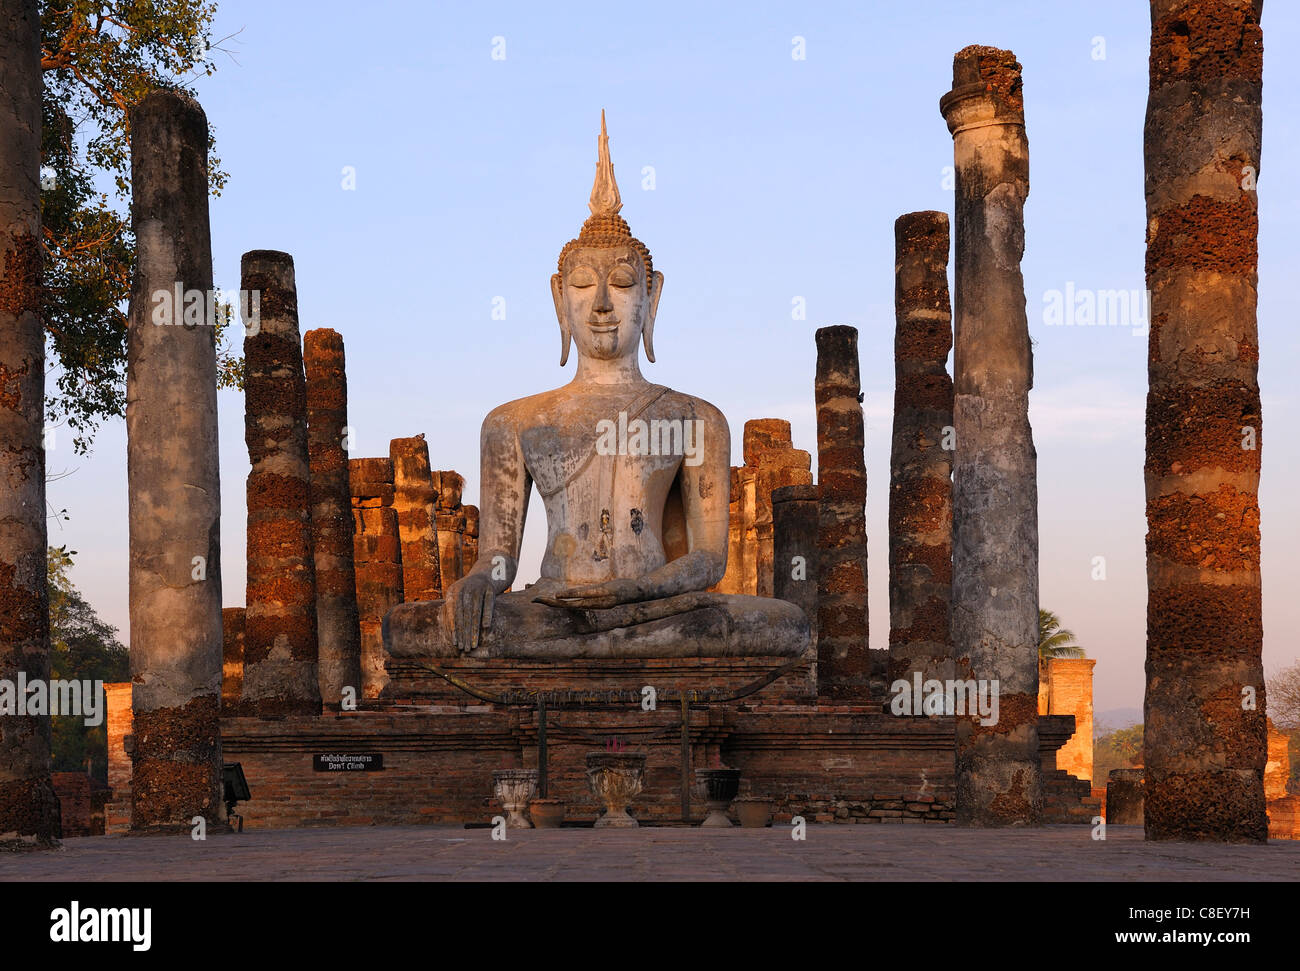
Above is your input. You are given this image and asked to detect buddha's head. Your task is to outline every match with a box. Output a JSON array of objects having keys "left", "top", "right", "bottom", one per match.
[{"left": 552, "top": 112, "right": 664, "bottom": 367}]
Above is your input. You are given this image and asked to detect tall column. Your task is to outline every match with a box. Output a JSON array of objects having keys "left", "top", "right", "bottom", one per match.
[
  {"left": 390, "top": 436, "right": 442, "bottom": 601},
  {"left": 1143, "top": 0, "right": 1266, "bottom": 842},
  {"left": 0, "top": 0, "right": 59, "bottom": 844},
  {"left": 941, "top": 46, "right": 1041, "bottom": 825},
  {"left": 304, "top": 328, "right": 362, "bottom": 708},
  {"left": 463, "top": 504, "right": 480, "bottom": 575},
  {"left": 773, "top": 484, "right": 819, "bottom": 647},
  {"left": 351, "top": 458, "right": 404, "bottom": 699},
  {"left": 433, "top": 470, "right": 467, "bottom": 587},
  {"left": 814, "top": 325, "right": 869, "bottom": 701},
  {"left": 124, "top": 90, "right": 226, "bottom": 830},
  {"left": 888, "top": 211, "right": 954, "bottom": 685},
  {"left": 239, "top": 251, "right": 320, "bottom": 716}
]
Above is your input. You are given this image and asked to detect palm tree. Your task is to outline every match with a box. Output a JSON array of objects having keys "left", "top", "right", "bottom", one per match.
[{"left": 1039, "top": 609, "right": 1085, "bottom": 661}]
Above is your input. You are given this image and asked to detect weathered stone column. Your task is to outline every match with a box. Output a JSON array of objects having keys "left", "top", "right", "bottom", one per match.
[
  {"left": 940, "top": 46, "right": 1041, "bottom": 825},
  {"left": 773, "top": 483, "right": 820, "bottom": 646},
  {"left": 390, "top": 436, "right": 442, "bottom": 601},
  {"left": 351, "top": 458, "right": 404, "bottom": 699},
  {"left": 304, "top": 328, "right": 362, "bottom": 708},
  {"left": 0, "top": 0, "right": 60, "bottom": 844},
  {"left": 463, "top": 504, "right": 480, "bottom": 576},
  {"left": 433, "top": 470, "right": 467, "bottom": 587},
  {"left": 888, "top": 211, "right": 954, "bottom": 686},
  {"left": 125, "top": 90, "right": 225, "bottom": 831},
  {"left": 814, "top": 325, "right": 869, "bottom": 701},
  {"left": 239, "top": 250, "right": 320, "bottom": 716},
  {"left": 1143, "top": 0, "right": 1266, "bottom": 842}
]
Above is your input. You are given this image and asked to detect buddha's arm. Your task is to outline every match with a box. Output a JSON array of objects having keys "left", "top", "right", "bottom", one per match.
[
  {"left": 469, "top": 405, "right": 531, "bottom": 591},
  {"left": 444, "top": 406, "right": 530, "bottom": 652}
]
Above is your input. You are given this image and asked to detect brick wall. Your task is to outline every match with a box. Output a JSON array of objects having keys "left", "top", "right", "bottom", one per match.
[
  {"left": 104, "top": 682, "right": 132, "bottom": 835},
  {"left": 1038, "top": 658, "right": 1095, "bottom": 784}
]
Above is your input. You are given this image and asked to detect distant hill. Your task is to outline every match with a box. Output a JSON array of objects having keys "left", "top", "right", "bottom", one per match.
[{"left": 1095, "top": 708, "right": 1142, "bottom": 736}]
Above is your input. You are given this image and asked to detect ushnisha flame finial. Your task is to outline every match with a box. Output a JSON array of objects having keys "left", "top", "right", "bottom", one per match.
[{"left": 589, "top": 109, "right": 623, "bottom": 217}]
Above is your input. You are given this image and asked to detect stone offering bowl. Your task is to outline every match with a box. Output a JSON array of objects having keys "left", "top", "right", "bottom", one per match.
[
  {"left": 585, "top": 753, "right": 647, "bottom": 828},
  {"left": 493, "top": 768, "right": 539, "bottom": 829},
  {"left": 694, "top": 768, "right": 742, "bottom": 827}
]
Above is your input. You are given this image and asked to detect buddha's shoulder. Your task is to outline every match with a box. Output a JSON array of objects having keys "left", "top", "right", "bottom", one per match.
[
  {"left": 652, "top": 388, "right": 727, "bottom": 425},
  {"left": 481, "top": 386, "right": 574, "bottom": 428}
]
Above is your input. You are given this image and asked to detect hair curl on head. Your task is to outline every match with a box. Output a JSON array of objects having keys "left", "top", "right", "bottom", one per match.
[{"left": 557, "top": 213, "right": 654, "bottom": 291}]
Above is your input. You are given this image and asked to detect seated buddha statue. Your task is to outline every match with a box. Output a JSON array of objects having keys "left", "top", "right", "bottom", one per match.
[{"left": 384, "top": 114, "right": 809, "bottom": 660}]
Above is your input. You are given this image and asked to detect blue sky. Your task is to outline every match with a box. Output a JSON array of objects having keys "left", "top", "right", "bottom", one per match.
[{"left": 49, "top": 0, "right": 1300, "bottom": 718}]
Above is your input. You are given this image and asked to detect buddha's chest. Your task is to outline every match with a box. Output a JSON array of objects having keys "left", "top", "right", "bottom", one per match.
[{"left": 520, "top": 420, "right": 683, "bottom": 506}]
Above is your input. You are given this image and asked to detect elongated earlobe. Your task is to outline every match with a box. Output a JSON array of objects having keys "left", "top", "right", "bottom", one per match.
[
  {"left": 643, "top": 270, "right": 664, "bottom": 363},
  {"left": 550, "top": 273, "right": 570, "bottom": 366}
]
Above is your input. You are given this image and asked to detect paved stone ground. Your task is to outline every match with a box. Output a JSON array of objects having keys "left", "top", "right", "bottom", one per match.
[{"left": 2, "top": 824, "right": 1297, "bottom": 881}]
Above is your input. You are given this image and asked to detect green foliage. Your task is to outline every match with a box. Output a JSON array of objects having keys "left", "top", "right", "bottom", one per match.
[
  {"left": 47, "top": 546, "right": 128, "bottom": 780},
  {"left": 39, "top": 1, "right": 240, "bottom": 454},
  {"left": 1038, "top": 608, "right": 1085, "bottom": 661},
  {"left": 1093, "top": 723, "right": 1143, "bottom": 786}
]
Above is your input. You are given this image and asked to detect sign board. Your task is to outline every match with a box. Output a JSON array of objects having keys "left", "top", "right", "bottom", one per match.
[{"left": 313, "top": 753, "right": 384, "bottom": 772}]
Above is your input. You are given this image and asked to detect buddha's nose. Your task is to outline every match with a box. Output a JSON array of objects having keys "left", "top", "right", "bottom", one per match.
[{"left": 593, "top": 282, "right": 613, "bottom": 314}]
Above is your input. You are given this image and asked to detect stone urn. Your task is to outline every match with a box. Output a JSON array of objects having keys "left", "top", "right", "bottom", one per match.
[
  {"left": 585, "top": 752, "right": 646, "bottom": 828},
  {"left": 734, "top": 796, "right": 772, "bottom": 828},
  {"left": 493, "top": 769, "right": 538, "bottom": 829},
  {"left": 529, "top": 797, "right": 565, "bottom": 829},
  {"left": 694, "top": 768, "right": 741, "bottom": 827}
]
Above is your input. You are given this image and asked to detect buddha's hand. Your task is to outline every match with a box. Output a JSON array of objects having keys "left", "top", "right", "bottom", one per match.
[
  {"left": 442, "top": 572, "right": 496, "bottom": 654},
  {"left": 532, "top": 577, "right": 645, "bottom": 610}
]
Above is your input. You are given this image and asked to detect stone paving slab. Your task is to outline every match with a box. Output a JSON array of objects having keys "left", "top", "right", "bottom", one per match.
[{"left": 1, "top": 824, "right": 1296, "bottom": 881}]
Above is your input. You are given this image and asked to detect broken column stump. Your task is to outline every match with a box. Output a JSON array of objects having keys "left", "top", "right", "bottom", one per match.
[
  {"left": 1142, "top": 0, "right": 1267, "bottom": 843},
  {"left": 351, "top": 458, "right": 404, "bottom": 700},
  {"left": 941, "top": 46, "right": 1042, "bottom": 825},
  {"left": 390, "top": 437, "right": 442, "bottom": 602},
  {"left": 305, "top": 328, "right": 362, "bottom": 708},
  {"left": 814, "top": 325, "right": 870, "bottom": 701},
  {"left": 239, "top": 250, "right": 321, "bottom": 716},
  {"left": 433, "top": 470, "right": 467, "bottom": 587},
  {"left": 125, "top": 90, "right": 226, "bottom": 831}
]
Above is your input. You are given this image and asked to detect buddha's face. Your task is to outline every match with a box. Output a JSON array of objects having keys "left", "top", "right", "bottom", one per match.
[{"left": 551, "top": 245, "right": 663, "bottom": 364}]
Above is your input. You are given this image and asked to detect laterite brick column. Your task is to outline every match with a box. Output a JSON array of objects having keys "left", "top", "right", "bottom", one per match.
[
  {"left": 433, "top": 470, "right": 467, "bottom": 587},
  {"left": 239, "top": 250, "right": 321, "bottom": 716},
  {"left": 390, "top": 436, "right": 442, "bottom": 601},
  {"left": 773, "top": 484, "right": 820, "bottom": 648},
  {"left": 0, "top": 0, "right": 59, "bottom": 843},
  {"left": 304, "top": 328, "right": 362, "bottom": 708},
  {"left": 888, "top": 211, "right": 954, "bottom": 685},
  {"left": 221, "top": 607, "right": 245, "bottom": 717},
  {"left": 1143, "top": 0, "right": 1266, "bottom": 842},
  {"left": 125, "top": 90, "right": 225, "bottom": 831},
  {"left": 351, "top": 458, "right": 404, "bottom": 699},
  {"left": 463, "top": 505, "right": 480, "bottom": 576},
  {"left": 814, "top": 325, "right": 869, "bottom": 701},
  {"left": 940, "top": 46, "right": 1041, "bottom": 825}
]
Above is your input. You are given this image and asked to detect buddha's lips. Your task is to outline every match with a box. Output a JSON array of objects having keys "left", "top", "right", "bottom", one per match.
[{"left": 588, "top": 322, "right": 619, "bottom": 333}]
